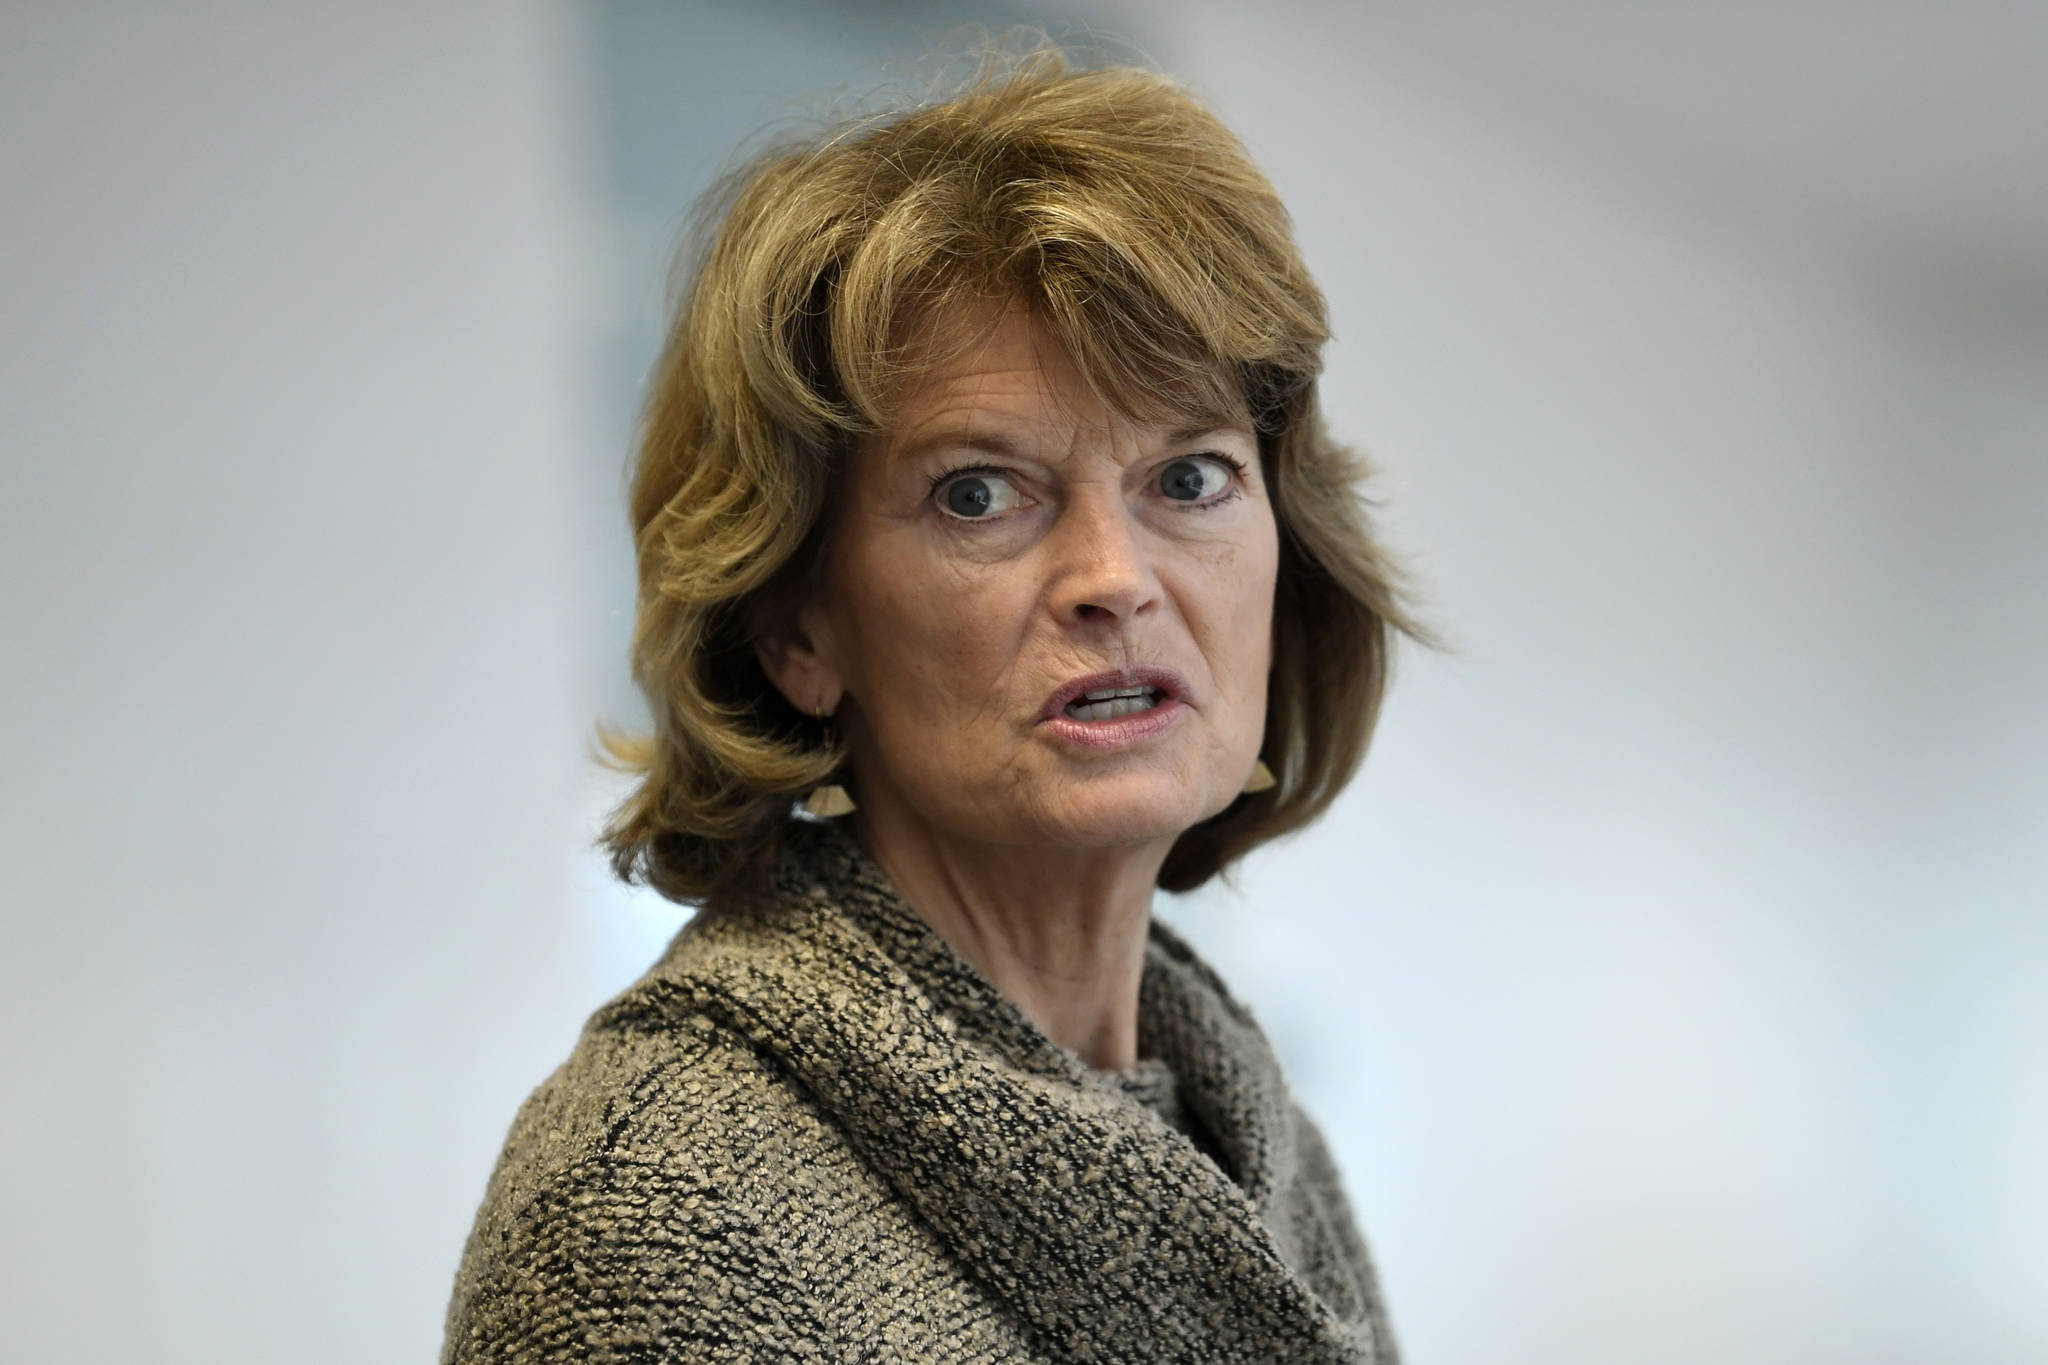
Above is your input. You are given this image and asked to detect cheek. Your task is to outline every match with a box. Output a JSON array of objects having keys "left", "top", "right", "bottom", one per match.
[
  {"left": 839, "top": 538, "right": 1028, "bottom": 724},
  {"left": 1194, "top": 518, "right": 1280, "bottom": 692}
]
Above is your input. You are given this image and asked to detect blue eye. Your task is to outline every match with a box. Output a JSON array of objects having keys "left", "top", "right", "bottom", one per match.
[
  {"left": 932, "top": 469, "right": 1025, "bottom": 520},
  {"left": 1160, "top": 455, "right": 1238, "bottom": 503}
]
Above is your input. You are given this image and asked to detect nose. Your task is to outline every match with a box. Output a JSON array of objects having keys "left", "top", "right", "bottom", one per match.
[{"left": 1046, "top": 486, "right": 1163, "bottom": 629}]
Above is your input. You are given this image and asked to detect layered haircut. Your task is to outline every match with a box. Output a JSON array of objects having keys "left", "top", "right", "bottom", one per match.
[{"left": 599, "top": 46, "right": 1429, "bottom": 912}]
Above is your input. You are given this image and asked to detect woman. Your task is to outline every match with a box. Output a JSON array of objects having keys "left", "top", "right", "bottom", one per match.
[{"left": 445, "top": 48, "right": 1424, "bottom": 1364}]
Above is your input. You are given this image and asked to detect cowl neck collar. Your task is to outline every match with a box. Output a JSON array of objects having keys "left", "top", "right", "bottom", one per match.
[{"left": 638, "top": 816, "right": 1380, "bottom": 1363}]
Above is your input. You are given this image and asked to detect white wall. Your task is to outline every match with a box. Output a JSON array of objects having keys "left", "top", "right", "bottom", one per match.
[
  {"left": 1890, "top": 330, "right": 2048, "bottom": 1361},
  {"left": 1138, "top": 7, "right": 2047, "bottom": 1365},
  {"left": 0, "top": 6, "right": 600, "bottom": 1362}
]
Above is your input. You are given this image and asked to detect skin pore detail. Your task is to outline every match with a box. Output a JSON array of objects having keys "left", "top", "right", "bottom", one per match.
[{"left": 755, "top": 298, "right": 1280, "bottom": 1072}]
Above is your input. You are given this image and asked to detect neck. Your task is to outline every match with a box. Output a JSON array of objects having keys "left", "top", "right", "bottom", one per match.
[{"left": 850, "top": 795, "right": 1169, "bottom": 1073}]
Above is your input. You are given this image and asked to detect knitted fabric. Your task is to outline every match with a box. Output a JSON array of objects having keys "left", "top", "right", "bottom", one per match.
[{"left": 442, "top": 816, "right": 1399, "bottom": 1363}]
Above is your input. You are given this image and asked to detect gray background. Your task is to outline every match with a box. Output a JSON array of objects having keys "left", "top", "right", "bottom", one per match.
[{"left": 3, "top": 3, "right": 2042, "bottom": 1362}]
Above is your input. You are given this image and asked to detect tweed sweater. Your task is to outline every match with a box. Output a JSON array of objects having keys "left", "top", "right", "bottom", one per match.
[{"left": 442, "top": 817, "right": 1399, "bottom": 1363}]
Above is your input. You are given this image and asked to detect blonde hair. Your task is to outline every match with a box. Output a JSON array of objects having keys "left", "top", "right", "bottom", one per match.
[{"left": 600, "top": 46, "right": 1431, "bottom": 911}]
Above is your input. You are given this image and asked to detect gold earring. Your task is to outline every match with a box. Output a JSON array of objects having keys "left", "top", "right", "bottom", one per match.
[
  {"left": 803, "top": 696, "right": 857, "bottom": 816},
  {"left": 1241, "top": 759, "right": 1277, "bottom": 794},
  {"left": 803, "top": 783, "right": 857, "bottom": 817}
]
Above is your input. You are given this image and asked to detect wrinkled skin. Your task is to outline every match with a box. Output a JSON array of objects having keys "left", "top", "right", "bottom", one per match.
[{"left": 755, "top": 298, "right": 1279, "bottom": 1069}]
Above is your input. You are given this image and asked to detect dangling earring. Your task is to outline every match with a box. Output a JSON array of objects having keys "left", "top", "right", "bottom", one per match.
[
  {"left": 1241, "top": 759, "right": 1277, "bottom": 794},
  {"left": 802, "top": 697, "right": 857, "bottom": 816}
]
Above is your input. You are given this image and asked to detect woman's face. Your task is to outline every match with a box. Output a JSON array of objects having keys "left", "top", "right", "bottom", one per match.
[{"left": 776, "top": 299, "right": 1279, "bottom": 853}]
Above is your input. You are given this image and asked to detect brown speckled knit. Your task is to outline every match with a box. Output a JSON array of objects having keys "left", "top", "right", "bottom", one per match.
[{"left": 442, "top": 817, "right": 1399, "bottom": 1362}]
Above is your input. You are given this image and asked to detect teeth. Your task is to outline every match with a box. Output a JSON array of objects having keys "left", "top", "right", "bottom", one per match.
[
  {"left": 1081, "top": 686, "right": 1155, "bottom": 701},
  {"left": 1066, "top": 693, "right": 1161, "bottom": 721}
]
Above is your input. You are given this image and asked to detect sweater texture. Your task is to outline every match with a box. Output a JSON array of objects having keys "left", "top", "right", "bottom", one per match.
[{"left": 442, "top": 816, "right": 1399, "bottom": 1363}]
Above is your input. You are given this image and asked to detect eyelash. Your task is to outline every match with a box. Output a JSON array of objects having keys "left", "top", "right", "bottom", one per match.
[{"left": 926, "top": 453, "right": 1250, "bottom": 517}]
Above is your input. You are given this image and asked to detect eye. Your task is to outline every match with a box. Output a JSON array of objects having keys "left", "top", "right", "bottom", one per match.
[
  {"left": 1158, "top": 454, "right": 1242, "bottom": 504},
  {"left": 931, "top": 467, "right": 1026, "bottom": 520}
]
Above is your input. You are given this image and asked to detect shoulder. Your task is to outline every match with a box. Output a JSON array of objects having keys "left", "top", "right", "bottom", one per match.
[
  {"left": 1283, "top": 1102, "right": 1403, "bottom": 1362},
  {"left": 442, "top": 978, "right": 845, "bottom": 1363}
]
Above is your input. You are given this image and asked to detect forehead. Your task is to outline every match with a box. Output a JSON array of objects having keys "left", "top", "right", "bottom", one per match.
[{"left": 879, "top": 297, "right": 1250, "bottom": 448}]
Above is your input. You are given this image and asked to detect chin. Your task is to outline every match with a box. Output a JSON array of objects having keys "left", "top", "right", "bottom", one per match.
[{"left": 1032, "top": 768, "right": 1217, "bottom": 849}]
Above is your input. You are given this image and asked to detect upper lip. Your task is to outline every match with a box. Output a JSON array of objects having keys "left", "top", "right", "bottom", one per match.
[{"left": 1038, "top": 665, "right": 1192, "bottom": 722}]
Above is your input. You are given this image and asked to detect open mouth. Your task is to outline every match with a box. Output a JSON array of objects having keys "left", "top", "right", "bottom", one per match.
[{"left": 1063, "top": 686, "right": 1165, "bottom": 721}]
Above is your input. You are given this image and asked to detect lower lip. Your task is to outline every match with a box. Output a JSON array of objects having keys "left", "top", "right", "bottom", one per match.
[{"left": 1039, "top": 697, "right": 1187, "bottom": 750}]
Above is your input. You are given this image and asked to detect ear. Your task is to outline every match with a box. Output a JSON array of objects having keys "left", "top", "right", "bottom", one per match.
[{"left": 749, "top": 589, "right": 845, "bottom": 719}]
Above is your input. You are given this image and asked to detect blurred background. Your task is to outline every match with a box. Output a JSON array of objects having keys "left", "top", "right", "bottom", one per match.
[{"left": 3, "top": 3, "right": 2042, "bottom": 1362}]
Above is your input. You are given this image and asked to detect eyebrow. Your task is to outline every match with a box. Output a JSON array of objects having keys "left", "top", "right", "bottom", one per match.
[{"left": 891, "top": 420, "right": 1254, "bottom": 468}]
